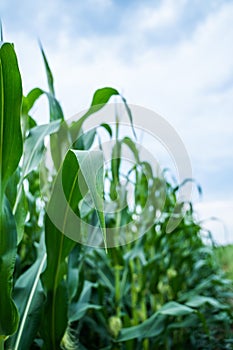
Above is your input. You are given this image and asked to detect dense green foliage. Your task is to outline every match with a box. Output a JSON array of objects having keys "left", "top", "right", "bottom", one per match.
[
  {"left": 215, "top": 245, "right": 233, "bottom": 281},
  {"left": 0, "top": 36, "right": 232, "bottom": 350}
]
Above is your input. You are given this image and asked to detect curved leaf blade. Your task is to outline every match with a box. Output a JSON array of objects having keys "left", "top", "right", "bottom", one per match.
[
  {"left": 117, "top": 302, "right": 194, "bottom": 342},
  {"left": 0, "top": 42, "right": 22, "bottom": 196},
  {"left": 0, "top": 42, "right": 22, "bottom": 338},
  {"left": 69, "top": 87, "right": 119, "bottom": 141},
  {"left": 22, "top": 120, "right": 61, "bottom": 178},
  {"left": 72, "top": 150, "right": 106, "bottom": 250}
]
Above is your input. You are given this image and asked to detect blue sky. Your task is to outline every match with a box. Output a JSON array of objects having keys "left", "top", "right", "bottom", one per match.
[{"left": 1, "top": 0, "right": 233, "bottom": 243}]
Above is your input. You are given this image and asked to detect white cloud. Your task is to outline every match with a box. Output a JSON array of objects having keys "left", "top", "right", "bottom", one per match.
[
  {"left": 136, "top": 0, "right": 186, "bottom": 31},
  {"left": 9, "top": 1, "right": 233, "bottom": 147}
]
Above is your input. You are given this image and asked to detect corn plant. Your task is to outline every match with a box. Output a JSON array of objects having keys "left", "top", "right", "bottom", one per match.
[{"left": 0, "top": 34, "right": 232, "bottom": 350}]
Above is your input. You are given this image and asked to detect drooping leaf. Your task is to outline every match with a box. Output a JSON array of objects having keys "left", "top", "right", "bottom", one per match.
[
  {"left": 121, "top": 136, "right": 139, "bottom": 163},
  {"left": 99, "top": 123, "right": 113, "bottom": 138},
  {"left": 117, "top": 302, "right": 194, "bottom": 342},
  {"left": 73, "top": 123, "right": 113, "bottom": 152},
  {"left": 79, "top": 192, "right": 94, "bottom": 219},
  {"left": 117, "top": 312, "right": 165, "bottom": 341},
  {"left": 72, "top": 128, "right": 96, "bottom": 151},
  {"left": 21, "top": 88, "right": 44, "bottom": 136},
  {"left": 50, "top": 121, "right": 71, "bottom": 170},
  {"left": 69, "top": 303, "right": 101, "bottom": 323},
  {"left": 69, "top": 87, "right": 119, "bottom": 141},
  {"left": 22, "top": 120, "right": 61, "bottom": 178},
  {"left": 91, "top": 87, "right": 119, "bottom": 107},
  {"left": 22, "top": 87, "right": 44, "bottom": 115},
  {"left": 185, "top": 295, "right": 224, "bottom": 309},
  {"left": 13, "top": 120, "right": 61, "bottom": 219},
  {"left": 69, "top": 281, "right": 101, "bottom": 322},
  {"left": 45, "top": 91, "right": 64, "bottom": 121},
  {"left": 158, "top": 301, "right": 194, "bottom": 316}
]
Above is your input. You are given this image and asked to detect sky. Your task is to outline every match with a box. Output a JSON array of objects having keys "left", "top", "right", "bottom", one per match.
[{"left": 1, "top": 0, "right": 233, "bottom": 244}]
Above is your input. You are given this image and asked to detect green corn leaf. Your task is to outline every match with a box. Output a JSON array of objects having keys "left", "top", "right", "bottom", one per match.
[
  {"left": 158, "top": 301, "right": 194, "bottom": 316},
  {"left": 22, "top": 120, "right": 61, "bottom": 178},
  {"left": 72, "top": 150, "right": 107, "bottom": 250},
  {"left": 79, "top": 192, "right": 94, "bottom": 219},
  {"left": 14, "top": 188, "right": 28, "bottom": 244},
  {"left": 40, "top": 43, "right": 66, "bottom": 171},
  {"left": 73, "top": 128, "right": 96, "bottom": 150},
  {"left": 110, "top": 141, "right": 121, "bottom": 200},
  {"left": 97, "top": 268, "right": 115, "bottom": 293},
  {"left": 6, "top": 240, "right": 46, "bottom": 350},
  {"left": 73, "top": 123, "right": 112, "bottom": 152},
  {"left": 0, "top": 197, "right": 19, "bottom": 336},
  {"left": 23, "top": 85, "right": 66, "bottom": 171},
  {"left": 69, "top": 88, "right": 136, "bottom": 160},
  {"left": 92, "top": 87, "right": 118, "bottom": 105},
  {"left": 49, "top": 120, "right": 71, "bottom": 170},
  {"left": 21, "top": 88, "right": 44, "bottom": 136},
  {"left": 67, "top": 245, "right": 83, "bottom": 302},
  {"left": 5, "top": 170, "right": 28, "bottom": 243},
  {"left": 45, "top": 91, "right": 64, "bottom": 121},
  {"left": 121, "top": 136, "right": 140, "bottom": 163},
  {"left": 69, "top": 281, "right": 101, "bottom": 322},
  {"left": 117, "top": 302, "right": 194, "bottom": 342},
  {"left": 69, "top": 303, "right": 102, "bottom": 323},
  {"left": 185, "top": 295, "right": 225, "bottom": 309},
  {"left": 69, "top": 87, "right": 119, "bottom": 141},
  {"left": 120, "top": 95, "right": 137, "bottom": 139},
  {"left": 117, "top": 312, "right": 165, "bottom": 341},
  {"left": 41, "top": 149, "right": 106, "bottom": 349},
  {"left": 41, "top": 49, "right": 67, "bottom": 168},
  {"left": 39, "top": 43, "right": 55, "bottom": 96},
  {"left": 22, "top": 87, "right": 44, "bottom": 115},
  {"left": 41, "top": 152, "right": 79, "bottom": 347},
  {"left": 41, "top": 215, "right": 75, "bottom": 350},
  {"left": 0, "top": 42, "right": 22, "bottom": 198},
  {"left": 0, "top": 42, "right": 23, "bottom": 338},
  {"left": 13, "top": 120, "right": 61, "bottom": 219},
  {"left": 22, "top": 87, "right": 64, "bottom": 125},
  {"left": 99, "top": 123, "right": 113, "bottom": 138},
  {"left": 39, "top": 43, "right": 64, "bottom": 121}
]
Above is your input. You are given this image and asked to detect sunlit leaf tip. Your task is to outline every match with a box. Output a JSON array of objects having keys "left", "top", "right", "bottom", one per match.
[{"left": 38, "top": 40, "right": 55, "bottom": 96}]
